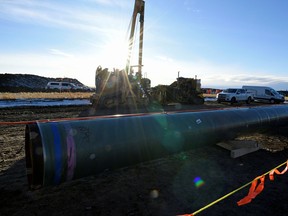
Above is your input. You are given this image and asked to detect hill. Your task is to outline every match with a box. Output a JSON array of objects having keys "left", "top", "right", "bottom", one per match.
[{"left": 0, "top": 73, "right": 85, "bottom": 92}]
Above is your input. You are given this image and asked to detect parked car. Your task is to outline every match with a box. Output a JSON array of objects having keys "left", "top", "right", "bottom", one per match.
[
  {"left": 82, "top": 86, "right": 93, "bottom": 91},
  {"left": 75, "top": 84, "right": 93, "bottom": 91},
  {"left": 45, "top": 82, "right": 80, "bottom": 90},
  {"left": 216, "top": 88, "right": 253, "bottom": 104},
  {"left": 242, "top": 86, "right": 285, "bottom": 104}
]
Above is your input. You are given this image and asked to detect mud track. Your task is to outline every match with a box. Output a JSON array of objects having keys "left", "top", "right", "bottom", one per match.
[{"left": 0, "top": 103, "right": 288, "bottom": 216}]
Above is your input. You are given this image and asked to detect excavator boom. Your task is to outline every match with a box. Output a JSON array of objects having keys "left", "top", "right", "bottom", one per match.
[{"left": 126, "top": 0, "right": 145, "bottom": 80}]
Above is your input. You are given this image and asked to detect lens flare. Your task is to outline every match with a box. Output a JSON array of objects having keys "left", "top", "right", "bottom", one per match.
[
  {"left": 150, "top": 189, "right": 159, "bottom": 199},
  {"left": 193, "top": 176, "right": 205, "bottom": 188}
]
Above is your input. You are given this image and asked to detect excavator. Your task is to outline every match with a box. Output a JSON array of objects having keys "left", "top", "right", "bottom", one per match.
[
  {"left": 90, "top": 0, "right": 204, "bottom": 112},
  {"left": 90, "top": 0, "right": 149, "bottom": 111}
]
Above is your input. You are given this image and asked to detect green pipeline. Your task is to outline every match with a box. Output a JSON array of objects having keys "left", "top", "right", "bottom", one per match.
[{"left": 25, "top": 105, "right": 288, "bottom": 189}]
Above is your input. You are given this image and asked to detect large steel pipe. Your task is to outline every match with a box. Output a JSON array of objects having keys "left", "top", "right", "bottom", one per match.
[{"left": 25, "top": 105, "right": 288, "bottom": 189}]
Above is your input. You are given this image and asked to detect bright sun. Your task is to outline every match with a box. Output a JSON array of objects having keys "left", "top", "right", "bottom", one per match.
[{"left": 100, "top": 39, "right": 130, "bottom": 71}]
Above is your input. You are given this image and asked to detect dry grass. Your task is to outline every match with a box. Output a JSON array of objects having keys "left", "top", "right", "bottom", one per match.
[
  {"left": 203, "top": 93, "right": 217, "bottom": 98},
  {"left": 0, "top": 92, "right": 94, "bottom": 100}
]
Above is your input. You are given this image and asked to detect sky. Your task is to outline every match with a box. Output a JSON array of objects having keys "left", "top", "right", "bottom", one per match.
[{"left": 1, "top": 0, "right": 288, "bottom": 90}]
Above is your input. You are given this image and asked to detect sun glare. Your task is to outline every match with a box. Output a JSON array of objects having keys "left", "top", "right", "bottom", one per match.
[{"left": 100, "top": 39, "right": 129, "bottom": 70}]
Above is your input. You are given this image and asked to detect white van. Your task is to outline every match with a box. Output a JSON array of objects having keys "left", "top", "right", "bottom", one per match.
[
  {"left": 242, "top": 86, "right": 285, "bottom": 104},
  {"left": 46, "top": 82, "right": 79, "bottom": 90}
]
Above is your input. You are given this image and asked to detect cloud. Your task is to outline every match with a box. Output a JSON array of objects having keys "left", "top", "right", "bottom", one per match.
[
  {"left": 143, "top": 56, "right": 288, "bottom": 90},
  {"left": 0, "top": 52, "right": 98, "bottom": 86},
  {"left": 49, "top": 49, "right": 74, "bottom": 58},
  {"left": 154, "top": 55, "right": 175, "bottom": 62},
  {"left": 0, "top": 0, "right": 130, "bottom": 34},
  {"left": 225, "top": 75, "right": 288, "bottom": 87},
  {"left": 0, "top": 0, "right": 135, "bottom": 86},
  {"left": 1, "top": 0, "right": 287, "bottom": 91},
  {"left": 202, "top": 74, "right": 288, "bottom": 90},
  {"left": 1, "top": 50, "right": 288, "bottom": 90},
  {"left": 84, "top": 0, "right": 129, "bottom": 7}
]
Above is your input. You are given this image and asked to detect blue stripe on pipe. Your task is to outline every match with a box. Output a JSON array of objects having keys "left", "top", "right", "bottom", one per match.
[{"left": 51, "top": 123, "right": 62, "bottom": 184}]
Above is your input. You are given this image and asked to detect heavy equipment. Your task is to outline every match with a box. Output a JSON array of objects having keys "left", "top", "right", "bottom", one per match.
[
  {"left": 90, "top": 0, "right": 150, "bottom": 111},
  {"left": 151, "top": 77, "right": 204, "bottom": 105},
  {"left": 90, "top": 0, "right": 204, "bottom": 112}
]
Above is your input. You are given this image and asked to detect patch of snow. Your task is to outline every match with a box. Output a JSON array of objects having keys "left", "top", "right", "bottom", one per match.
[{"left": 0, "top": 99, "right": 91, "bottom": 108}]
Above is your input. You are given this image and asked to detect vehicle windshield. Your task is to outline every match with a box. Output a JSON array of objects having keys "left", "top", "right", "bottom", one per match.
[
  {"left": 223, "top": 88, "right": 237, "bottom": 93},
  {"left": 271, "top": 89, "right": 278, "bottom": 95}
]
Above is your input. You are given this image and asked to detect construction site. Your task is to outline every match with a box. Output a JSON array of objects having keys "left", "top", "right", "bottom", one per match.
[{"left": 1, "top": 0, "right": 288, "bottom": 215}]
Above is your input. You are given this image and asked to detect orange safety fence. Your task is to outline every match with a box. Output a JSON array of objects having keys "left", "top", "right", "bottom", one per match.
[
  {"left": 269, "top": 160, "right": 288, "bottom": 181},
  {"left": 238, "top": 160, "right": 288, "bottom": 206},
  {"left": 237, "top": 175, "right": 265, "bottom": 206},
  {"left": 178, "top": 160, "right": 288, "bottom": 216}
]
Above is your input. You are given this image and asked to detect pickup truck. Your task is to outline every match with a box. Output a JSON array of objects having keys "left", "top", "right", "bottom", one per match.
[{"left": 216, "top": 88, "right": 254, "bottom": 104}]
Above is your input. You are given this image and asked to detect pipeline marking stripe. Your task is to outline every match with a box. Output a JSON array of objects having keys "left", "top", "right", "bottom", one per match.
[
  {"left": 51, "top": 123, "right": 62, "bottom": 185},
  {"left": 64, "top": 123, "right": 76, "bottom": 181},
  {"left": 178, "top": 159, "right": 288, "bottom": 216}
]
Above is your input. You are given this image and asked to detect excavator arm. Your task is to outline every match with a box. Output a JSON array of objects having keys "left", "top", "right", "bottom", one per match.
[{"left": 126, "top": 0, "right": 145, "bottom": 80}]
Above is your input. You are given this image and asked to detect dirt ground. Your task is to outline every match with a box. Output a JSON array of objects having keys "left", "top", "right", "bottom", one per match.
[{"left": 0, "top": 103, "right": 288, "bottom": 216}]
